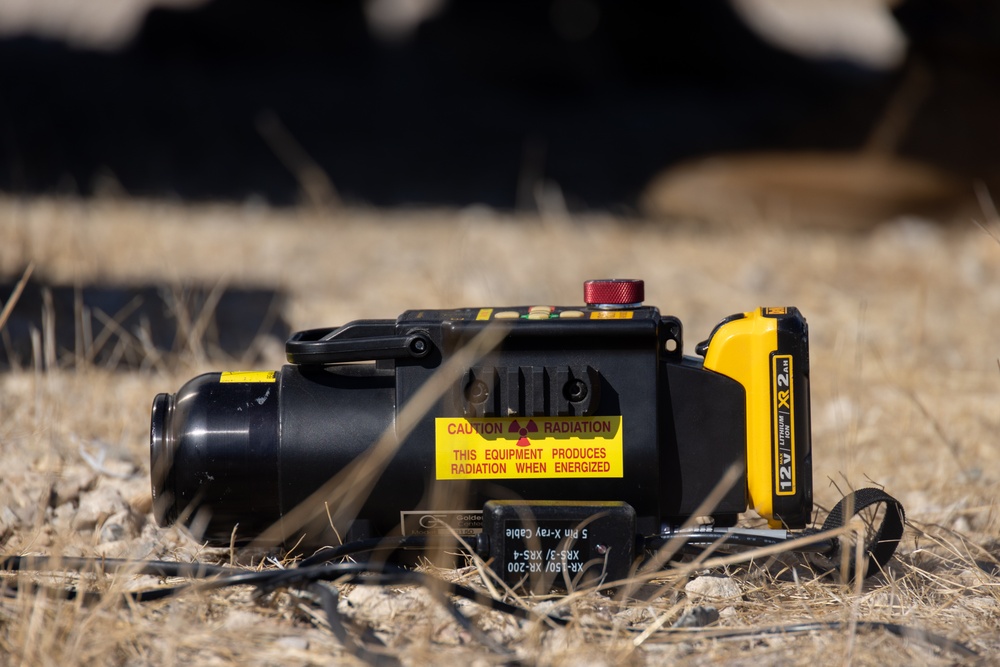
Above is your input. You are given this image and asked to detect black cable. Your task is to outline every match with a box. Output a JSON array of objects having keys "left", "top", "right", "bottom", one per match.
[
  {"left": 816, "top": 488, "right": 906, "bottom": 579},
  {"left": 0, "top": 553, "right": 559, "bottom": 658},
  {"left": 0, "top": 553, "right": 555, "bottom": 626},
  {"left": 644, "top": 488, "right": 906, "bottom": 580},
  {"left": 245, "top": 561, "right": 558, "bottom": 628},
  {"left": 0, "top": 555, "right": 240, "bottom": 603},
  {"left": 660, "top": 620, "right": 977, "bottom": 659},
  {"left": 298, "top": 534, "right": 438, "bottom": 567},
  {"left": 643, "top": 530, "right": 838, "bottom": 554},
  {"left": 2, "top": 546, "right": 975, "bottom": 660},
  {"left": 0, "top": 489, "right": 916, "bottom": 659},
  {"left": 304, "top": 581, "right": 401, "bottom": 667},
  {"left": 0, "top": 556, "right": 477, "bottom": 664},
  {"left": 0, "top": 555, "right": 237, "bottom": 578}
]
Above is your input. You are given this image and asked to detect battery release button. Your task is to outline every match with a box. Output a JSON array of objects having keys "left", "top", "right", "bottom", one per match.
[{"left": 584, "top": 279, "right": 644, "bottom": 309}]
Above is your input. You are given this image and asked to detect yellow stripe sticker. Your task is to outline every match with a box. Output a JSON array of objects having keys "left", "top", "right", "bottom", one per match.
[
  {"left": 589, "top": 311, "right": 633, "bottom": 319},
  {"left": 436, "top": 416, "right": 623, "bottom": 479},
  {"left": 220, "top": 370, "right": 277, "bottom": 383}
]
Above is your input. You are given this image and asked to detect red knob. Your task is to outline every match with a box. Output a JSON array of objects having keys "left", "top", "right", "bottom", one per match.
[{"left": 583, "top": 279, "right": 644, "bottom": 306}]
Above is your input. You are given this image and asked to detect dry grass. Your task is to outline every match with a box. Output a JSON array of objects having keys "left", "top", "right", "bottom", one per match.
[{"left": 1, "top": 196, "right": 999, "bottom": 665}]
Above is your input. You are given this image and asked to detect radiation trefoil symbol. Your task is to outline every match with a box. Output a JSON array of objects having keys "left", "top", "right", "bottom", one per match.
[{"left": 509, "top": 420, "right": 538, "bottom": 447}]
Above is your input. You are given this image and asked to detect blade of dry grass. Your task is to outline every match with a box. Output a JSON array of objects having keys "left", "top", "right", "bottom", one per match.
[{"left": 0, "top": 262, "right": 34, "bottom": 333}]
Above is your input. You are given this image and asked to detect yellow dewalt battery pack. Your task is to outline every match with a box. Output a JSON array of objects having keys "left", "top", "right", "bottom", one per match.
[{"left": 699, "top": 307, "right": 813, "bottom": 528}]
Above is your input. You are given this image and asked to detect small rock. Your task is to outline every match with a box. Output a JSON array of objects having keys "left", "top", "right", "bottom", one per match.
[
  {"left": 0, "top": 506, "right": 20, "bottom": 535},
  {"left": 12, "top": 502, "right": 41, "bottom": 527},
  {"left": 672, "top": 605, "right": 719, "bottom": 628},
  {"left": 99, "top": 508, "right": 144, "bottom": 543},
  {"left": 94, "top": 538, "right": 157, "bottom": 560},
  {"left": 100, "top": 458, "right": 137, "bottom": 479},
  {"left": 51, "top": 467, "right": 97, "bottom": 507},
  {"left": 958, "top": 569, "right": 992, "bottom": 587},
  {"left": 961, "top": 596, "right": 999, "bottom": 614},
  {"left": 73, "top": 486, "right": 129, "bottom": 532},
  {"left": 718, "top": 606, "right": 737, "bottom": 619},
  {"left": 275, "top": 636, "right": 309, "bottom": 651},
  {"left": 8, "top": 478, "right": 51, "bottom": 526},
  {"left": 342, "top": 585, "right": 396, "bottom": 621},
  {"left": 223, "top": 610, "right": 264, "bottom": 630},
  {"left": 614, "top": 605, "right": 653, "bottom": 625},
  {"left": 94, "top": 541, "right": 131, "bottom": 558},
  {"left": 952, "top": 516, "right": 972, "bottom": 533},
  {"left": 684, "top": 575, "right": 742, "bottom": 602},
  {"left": 50, "top": 502, "right": 77, "bottom": 533},
  {"left": 863, "top": 590, "right": 903, "bottom": 609}
]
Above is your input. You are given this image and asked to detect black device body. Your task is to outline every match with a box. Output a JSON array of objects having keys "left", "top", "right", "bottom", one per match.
[{"left": 151, "top": 290, "right": 812, "bottom": 561}]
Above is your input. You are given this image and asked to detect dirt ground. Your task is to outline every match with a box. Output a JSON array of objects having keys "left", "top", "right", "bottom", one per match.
[{"left": 1, "top": 196, "right": 998, "bottom": 665}]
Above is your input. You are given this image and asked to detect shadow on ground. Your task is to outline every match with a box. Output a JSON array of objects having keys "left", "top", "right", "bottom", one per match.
[{"left": 0, "top": 277, "right": 288, "bottom": 370}]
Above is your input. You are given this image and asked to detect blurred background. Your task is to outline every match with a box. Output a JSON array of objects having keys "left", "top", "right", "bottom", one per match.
[
  {"left": 2, "top": 0, "right": 1000, "bottom": 371},
  {"left": 0, "top": 0, "right": 997, "bottom": 219}
]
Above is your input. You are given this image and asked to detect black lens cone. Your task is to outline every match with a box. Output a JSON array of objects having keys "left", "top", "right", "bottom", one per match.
[{"left": 149, "top": 392, "right": 176, "bottom": 526}]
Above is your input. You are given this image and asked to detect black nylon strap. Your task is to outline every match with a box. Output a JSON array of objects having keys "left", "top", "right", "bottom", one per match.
[{"left": 821, "top": 488, "right": 906, "bottom": 579}]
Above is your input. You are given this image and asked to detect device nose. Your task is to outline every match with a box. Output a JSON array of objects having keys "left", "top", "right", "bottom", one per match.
[{"left": 149, "top": 392, "right": 176, "bottom": 525}]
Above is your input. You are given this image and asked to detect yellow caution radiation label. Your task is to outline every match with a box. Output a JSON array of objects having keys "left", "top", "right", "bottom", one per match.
[
  {"left": 436, "top": 416, "right": 623, "bottom": 480},
  {"left": 220, "top": 371, "right": 277, "bottom": 383}
]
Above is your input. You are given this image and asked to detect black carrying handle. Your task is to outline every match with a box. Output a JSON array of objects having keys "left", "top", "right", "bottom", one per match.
[
  {"left": 818, "top": 487, "right": 906, "bottom": 580},
  {"left": 286, "top": 321, "right": 432, "bottom": 365}
]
